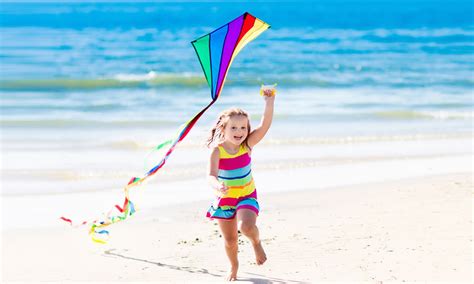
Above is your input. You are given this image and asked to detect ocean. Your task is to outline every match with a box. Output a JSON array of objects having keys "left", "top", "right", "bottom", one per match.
[
  {"left": 1, "top": 1, "right": 473, "bottom": 202},
  {"left": 1, "top": 0, "right": 473, "bottom": 128}
]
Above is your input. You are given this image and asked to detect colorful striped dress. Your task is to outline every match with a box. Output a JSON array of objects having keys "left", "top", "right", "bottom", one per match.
[{"left": 206, "top": 144, "right": 259, "bottom": 220}]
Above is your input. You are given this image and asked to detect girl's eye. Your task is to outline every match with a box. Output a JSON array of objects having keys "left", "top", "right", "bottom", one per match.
[{"left": 231, "top": 126, "right": 237, "bottom": 130}]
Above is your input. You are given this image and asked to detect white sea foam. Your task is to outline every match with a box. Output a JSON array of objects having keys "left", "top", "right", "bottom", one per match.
[{"left": 114, "top": 71, "right": 158, "bottom": 82}]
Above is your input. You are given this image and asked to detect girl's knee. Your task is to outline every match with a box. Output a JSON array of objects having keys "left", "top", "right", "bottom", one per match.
[{"left": 239, "top": 222, "right": 256, "bottom": 235}]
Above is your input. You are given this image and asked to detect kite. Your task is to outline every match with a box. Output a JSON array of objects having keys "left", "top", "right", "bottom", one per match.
[{"left": 61, "top": 12, "right": 270, "bottom": 243}]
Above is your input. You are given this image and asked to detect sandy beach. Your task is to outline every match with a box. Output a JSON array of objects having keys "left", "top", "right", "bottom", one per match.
[{"left": 2, "top": 136, "right": 472, "bottom": 283}]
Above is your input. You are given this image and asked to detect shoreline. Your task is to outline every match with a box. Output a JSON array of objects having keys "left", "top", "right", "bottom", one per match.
[
  {"left": 2, "top": 134, "right": 471, "bottom": 193},
  {"left": 2, "top": 172, "right": 472, "bottom": 282},
  {"left": 1, "top": 135, "right": 472, "bottom": 231}
]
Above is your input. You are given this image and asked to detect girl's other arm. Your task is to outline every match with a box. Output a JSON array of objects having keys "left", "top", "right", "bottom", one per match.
[
  {"left": 207, "top": 147, "right": 228, "bottom": 195},
  {"left": 248, "top": 92, "right": 275, "bottom": 148}
]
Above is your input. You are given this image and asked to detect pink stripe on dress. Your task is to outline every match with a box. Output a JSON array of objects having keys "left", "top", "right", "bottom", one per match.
[
  {"left": 236, "top": 205, "right": 259, "bottom": 215},
  {"left": 218, "top": 153, "right": 251, "bottom": 170}
]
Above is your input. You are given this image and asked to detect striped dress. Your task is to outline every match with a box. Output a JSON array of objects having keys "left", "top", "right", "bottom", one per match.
[{"left": 206, "top": 144, "right": 259, "bottom": 220}]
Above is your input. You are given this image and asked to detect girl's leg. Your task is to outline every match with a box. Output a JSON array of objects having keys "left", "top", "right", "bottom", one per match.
[
  {"left": 217, "top": 218, "right": 239, "bottom": 281},
  {"left": 236, "top": 209, "right": 267, "bottom": 265}
]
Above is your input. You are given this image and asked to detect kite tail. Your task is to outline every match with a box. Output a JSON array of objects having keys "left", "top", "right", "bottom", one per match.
[
  {"left": 88, "top": 196, "right": 136, "bottom": 244},
  {"left": 62, "top": 98, "right": 218, "bottom": 243}
]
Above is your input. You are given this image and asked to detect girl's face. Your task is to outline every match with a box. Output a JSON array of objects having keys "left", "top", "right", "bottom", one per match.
[{"left": 222, "top": 115, "right": 249, "bottom": 146}]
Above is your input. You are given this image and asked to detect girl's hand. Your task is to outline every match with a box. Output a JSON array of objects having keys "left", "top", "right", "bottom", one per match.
[
  {"left": 262, "top": 88, "right": 275, "bottom": 97},
  {"left": 260, "top": 84, "right": 277, "bottom": 98},
  {"left": 216, "top": 183, "right": 229, "bottom": 196},
  {"left": 263, "top": 89, "right": 276, "bottom": 103}
]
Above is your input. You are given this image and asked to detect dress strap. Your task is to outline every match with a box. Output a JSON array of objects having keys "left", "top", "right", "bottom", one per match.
[{"left": 218, "top": 144, "right": 247, "bottom": 158}]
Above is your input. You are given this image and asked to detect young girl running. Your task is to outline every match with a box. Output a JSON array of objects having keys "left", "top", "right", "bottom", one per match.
[{"left": 206, "top": 87, "right": 275, "bottom": 281}]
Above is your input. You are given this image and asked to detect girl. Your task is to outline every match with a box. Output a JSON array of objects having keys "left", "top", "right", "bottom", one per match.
[{"left": 206, "top": 87, "right": 275, "bottom": 281}]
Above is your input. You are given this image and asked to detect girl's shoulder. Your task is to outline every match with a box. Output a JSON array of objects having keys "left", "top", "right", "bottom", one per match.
[
  {"left": 210, "top": 144, "right": 229, "bottom": 159},
  {"left": 209, "top": 146, "right": 220, "bottom": 159},
  {"left": 210, "top": 145, "right": 220, "bottom": 153}
]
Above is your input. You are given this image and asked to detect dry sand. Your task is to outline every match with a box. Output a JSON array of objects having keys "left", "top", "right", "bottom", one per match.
[{"left": 2, "top": 172, "right": 472, "bottom": 283}]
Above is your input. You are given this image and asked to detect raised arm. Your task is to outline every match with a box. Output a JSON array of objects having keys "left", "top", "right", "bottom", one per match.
[{"left": 247, "top": 91, "right": 275, "bottom": 148}]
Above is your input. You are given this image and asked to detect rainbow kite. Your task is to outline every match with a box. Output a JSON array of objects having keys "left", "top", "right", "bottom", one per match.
[{"left": 61, "top": 12, "right": 270, "bottom": 243}]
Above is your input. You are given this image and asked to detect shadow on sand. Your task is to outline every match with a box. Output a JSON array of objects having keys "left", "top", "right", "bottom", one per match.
[
  {"left": 104, "top": 249, "right": 223, "bottom": 277},
  {"left": 103, "top": 249, "right": 308, "bottom": 283}
]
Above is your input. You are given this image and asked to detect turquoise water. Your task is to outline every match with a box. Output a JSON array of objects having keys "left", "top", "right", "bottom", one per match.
[{"left": 0, "top": 1, "right": 472, "bottom": 135}]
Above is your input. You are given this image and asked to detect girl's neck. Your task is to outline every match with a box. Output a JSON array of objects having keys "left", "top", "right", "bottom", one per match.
[{"left": 221, "top": 141, "right": 241, "bottom": 154}]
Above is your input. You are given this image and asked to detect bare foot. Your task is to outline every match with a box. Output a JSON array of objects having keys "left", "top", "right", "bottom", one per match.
[
  {"left": 253, "top": 241, "right": 267, "bottom": 265},
  {"left": 226, "top": 264, "right": 238, "bottom": 281}
]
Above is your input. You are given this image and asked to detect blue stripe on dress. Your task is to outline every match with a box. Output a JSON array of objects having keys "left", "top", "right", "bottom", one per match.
[
  {"left": 207, "top": 207, "right": 235, "bottom": 219},
  {"left": 218, "top": 169, "right": 251, "bottom": 180},
  {"left": 236, "top": 198, "right": 259, "bottom": 210}
]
